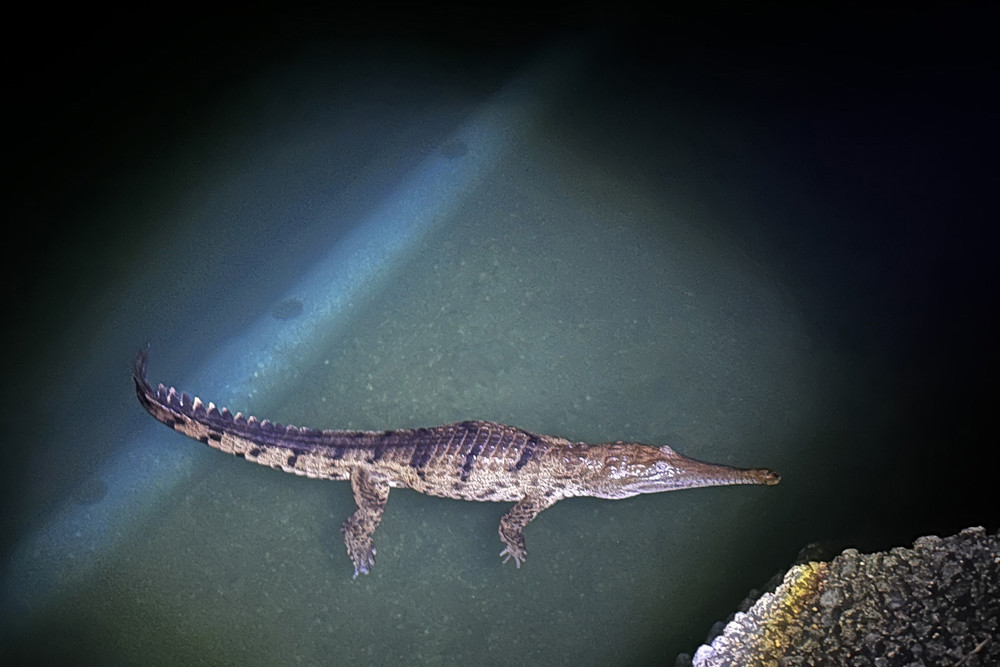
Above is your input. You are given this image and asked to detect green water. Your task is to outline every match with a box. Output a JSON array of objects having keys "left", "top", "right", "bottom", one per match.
[
  {"left": 11, "top": 135, "right": 814, "bottom": 665},
  {"left": 13, "top": 12, "right": 991, "bottom": 664}
]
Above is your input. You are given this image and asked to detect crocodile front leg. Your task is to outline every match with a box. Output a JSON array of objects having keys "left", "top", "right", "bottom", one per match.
[
  {"left": 341, "top": 468, "right": 391, "bottom": 578},
  {"left": 499, "top": 493, "right": 560, "bottom": 568}
]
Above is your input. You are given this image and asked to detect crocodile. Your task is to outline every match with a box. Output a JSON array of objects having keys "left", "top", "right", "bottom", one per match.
[{"left": 133, "top": 348, "right": 780, "bottom": 577}]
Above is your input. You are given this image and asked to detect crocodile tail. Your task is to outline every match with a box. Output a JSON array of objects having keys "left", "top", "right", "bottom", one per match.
[{"left": 131, "top": 347, "right": 378, "bottom": 481}]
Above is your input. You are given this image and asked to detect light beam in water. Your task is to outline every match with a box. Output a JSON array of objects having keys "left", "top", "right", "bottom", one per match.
[{"left": 2, "top": 43, "right": 581, "bottom": 621}]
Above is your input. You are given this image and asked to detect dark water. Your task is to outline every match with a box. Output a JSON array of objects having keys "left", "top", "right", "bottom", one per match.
[{"left": 2, "top": 6, "right": 996, "bottom": 665}]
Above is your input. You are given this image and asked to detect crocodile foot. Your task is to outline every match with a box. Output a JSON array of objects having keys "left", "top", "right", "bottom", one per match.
[
  {"left": 500, "top": 542, "right": 527, "bottom": 568},
  {"left": 342, "top": 528, "right": 377, "bottom": 578}
]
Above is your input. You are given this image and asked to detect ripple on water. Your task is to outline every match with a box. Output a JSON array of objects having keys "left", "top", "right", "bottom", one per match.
[
  {"left": 73, "top": 477, "right": 108, "bottom": 505},
  {"left": 272, "top": 298, "right": 304, "bottom": 320},
  {"left": 440, "top": 140, "right": 468, "bottom": 159}
]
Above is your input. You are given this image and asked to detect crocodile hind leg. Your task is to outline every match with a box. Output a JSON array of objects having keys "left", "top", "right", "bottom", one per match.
[
  {"left": 341, "top": 468, "right": 391, "bottom": 578},
  {"left": 499, "top": 493, "right": 560, "bottom": 568}
]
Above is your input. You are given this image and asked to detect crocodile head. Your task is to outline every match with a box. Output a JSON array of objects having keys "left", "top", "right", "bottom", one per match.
[{"left": 586, "top": 442, "right": 780, "bottom": 499}]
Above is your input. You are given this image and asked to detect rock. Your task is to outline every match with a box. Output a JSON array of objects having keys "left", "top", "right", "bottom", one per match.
[{"left": 693, "top": 527, "right": 999, "bottom": 666}]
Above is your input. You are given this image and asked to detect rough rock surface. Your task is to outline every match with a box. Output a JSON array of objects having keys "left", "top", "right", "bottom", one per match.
[{"left": 690, "top": 527, "right": 999, "bottom": 666}]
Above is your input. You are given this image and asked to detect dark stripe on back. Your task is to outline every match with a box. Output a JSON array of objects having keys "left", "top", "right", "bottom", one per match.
[
  {"left": 514, "top": 436, "right": 538, "bottom": 470},
  {"left": 409, "top": 441, "right": 434, "bottom": 469},
  {"left": 460, "top": 427, "right": 487, "bottom": 481}
]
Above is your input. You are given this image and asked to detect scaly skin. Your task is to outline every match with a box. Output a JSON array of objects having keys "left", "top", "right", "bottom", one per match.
[{"left": 133, "top": 348, "right": 780, "bottom": 577}]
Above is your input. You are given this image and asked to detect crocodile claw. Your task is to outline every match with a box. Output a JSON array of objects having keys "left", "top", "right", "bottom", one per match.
[
  {"left": 500, "top": 546, "right": 525, "bottom": 568},
  {"left": 348, "top": 544, "right": 376, "bottom": 579}
]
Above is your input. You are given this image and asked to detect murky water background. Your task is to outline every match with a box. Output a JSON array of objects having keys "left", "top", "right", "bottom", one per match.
[{"left": 3, "top": 9, "right": 995, "bottom": 665}]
